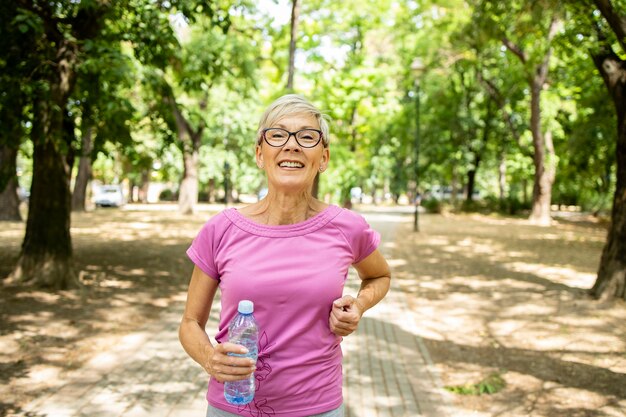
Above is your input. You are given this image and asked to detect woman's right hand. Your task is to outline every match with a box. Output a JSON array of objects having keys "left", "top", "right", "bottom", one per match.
[{"left": 203, "top": 342, "right": 257, "bottom": 383}]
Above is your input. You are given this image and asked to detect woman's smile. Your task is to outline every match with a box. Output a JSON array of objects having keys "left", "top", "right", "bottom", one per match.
[{"left": 277, "top": 160, "right": 305, "bottom": 169}]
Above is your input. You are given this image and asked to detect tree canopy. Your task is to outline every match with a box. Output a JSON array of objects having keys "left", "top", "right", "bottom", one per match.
[{"left": 1, "top": 0, "right": 625, "bottom": 299}]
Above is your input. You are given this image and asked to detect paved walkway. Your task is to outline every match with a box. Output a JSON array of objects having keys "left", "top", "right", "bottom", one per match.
[{"left": 18, "top": 210, "right": 458, "bottom": 417}]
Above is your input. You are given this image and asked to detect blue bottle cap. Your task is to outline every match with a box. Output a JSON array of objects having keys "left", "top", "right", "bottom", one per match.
[{"left": 238, "top": 300, "right": 254, "bottom": 314}]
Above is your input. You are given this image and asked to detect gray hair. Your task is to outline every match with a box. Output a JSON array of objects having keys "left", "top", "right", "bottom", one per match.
[{"left": 257, "top": 94, "right": 330, "bottom": 148}]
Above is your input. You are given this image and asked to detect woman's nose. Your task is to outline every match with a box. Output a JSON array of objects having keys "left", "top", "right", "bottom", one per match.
[{"left": 282, "top": 133, "right": 301, "bottom": 151}]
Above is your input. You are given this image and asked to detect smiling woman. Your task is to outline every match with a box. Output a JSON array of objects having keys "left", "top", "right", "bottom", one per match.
[
  {"left": 238, "top": 94, "right": 332, "bottom": 223},
  {"left": 179, "top": 94, "right": 391, "bottom": 417},
  {"left": 254, "top": 117, "right": 328, "bottom": 208}
]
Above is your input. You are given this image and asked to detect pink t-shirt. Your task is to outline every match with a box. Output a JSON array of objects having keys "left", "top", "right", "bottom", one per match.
[{"left": 186, "top": 205, "right": 380, "bottom": 417}]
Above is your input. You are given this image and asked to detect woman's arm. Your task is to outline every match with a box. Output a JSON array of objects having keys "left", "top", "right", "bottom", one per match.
[
  {"left": 329, "top": 249, "right": 391, "bottom": 336},
  {"left": 179, "top": 265, "right": 256, "bottom": 382}
]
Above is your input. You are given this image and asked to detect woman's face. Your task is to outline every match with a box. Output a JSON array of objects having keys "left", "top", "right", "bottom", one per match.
[{"left": 256, "top": 113, "right": 329, "bottom": 194}]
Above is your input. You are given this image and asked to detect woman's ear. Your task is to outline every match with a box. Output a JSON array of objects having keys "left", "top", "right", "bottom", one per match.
[
  {"left": 320, "top": 147, "right": 330, "bottom": 171},
  {"left": 256, "top": 145, "right": 264, "bottom": 169}
]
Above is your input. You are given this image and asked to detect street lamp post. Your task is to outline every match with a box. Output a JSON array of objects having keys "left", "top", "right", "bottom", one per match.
[
  {"left": 223, "top": 160, "right": 230, "bottom": 207},
  {"left": 411, "top": 58, "right": 425, "bottom": 232}
]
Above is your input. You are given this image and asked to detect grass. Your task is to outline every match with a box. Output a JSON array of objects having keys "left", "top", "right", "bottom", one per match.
[{"left": 445, "top": 372, "right": 507, "bottom": 396}]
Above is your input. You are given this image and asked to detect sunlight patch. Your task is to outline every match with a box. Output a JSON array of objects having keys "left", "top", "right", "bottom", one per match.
[
  {"left": 0, "top": 230, "right": 24, "bottom": 239},
  {"left": 423, "top": 237, "right": 451, "bottom": 246},
  {"left": 29, "top": 365, "right": 60, "bottom": 383},
  {"left": 505, "top": 262, "right": 595, "bottom": 289},
  {"left": 503, "top": 303, "right": 555, "bottom": 316},
  {"left": 0, "top": 337, "right": 21, "bottom": 355},
  {"left": 98, "top": 279, "right": 134, "bottom": 289},
  {"left": 386, "top": 258, "right": 407, "bottom": 267},
  {"left": 15, "top": 291, "right": 60, "bottom": 303}
]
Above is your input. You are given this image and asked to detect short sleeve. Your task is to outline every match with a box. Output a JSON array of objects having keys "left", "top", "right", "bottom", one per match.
[
  {"left": 332, "top": 209, "right": 381, "bottom": 264},
  {"left": 186, "top": 215, "right": 227, "bottom": 280}
]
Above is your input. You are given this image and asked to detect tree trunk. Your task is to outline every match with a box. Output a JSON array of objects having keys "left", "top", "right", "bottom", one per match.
[
  {"left": 591, "top": 49, "right": 626, "bottom": 300},
  {"left": 179, "top": 148, "right": 199, "bottom": 214},
  {"left": 286, "top": 0, "right": 301, "bottom": 91},
  {"left": 139, "top": 170, "right": 149, "bottom": 203},
  {"left": 465, "top": 132, "right": 483, "bottom": 203},
  {"left": 593, "top": 165, "right": 626, "bottom": 300},
  {"left": 0, "top": 145, "right": 22, "bottom": 221},
  {"left": 14, "top": 138, "right": 76, "bottom": 288},
  {"left": 527, "top": 80, "right": 555, "bottom": 225},
  {"left": 466, "top": 166, "right": 478, "bottom": 203},
  {"left": 498, "top": 151, "right": 507, "bottom": 208},
  {"left": 128, "top": 179, "right": 136, "bottom": 203},
  {"left": 467, "top": 102, "right": 492, "bottom": 203},
  {"left": 466, "top": 151, "right": 484, "bottom": 203},
  {"left": 501, "top": 18, "right": 558, "bottom": 226},
  {"left": 12, "top": 95, "right": 78, "bottom": 289},
  {"left": 71, "top": 125, "right": 93, "bottom": 212},
  {"left": 11, "top": 36, "right": 79, "bottom": 288},
  {"left": 8, "top": 0, "right": 111, "bottom": 288},
  {"left": 165, "top": 95, "right": 203, "bottom": 215}
]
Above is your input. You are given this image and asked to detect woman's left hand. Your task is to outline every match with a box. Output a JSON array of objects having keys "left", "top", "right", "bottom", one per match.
[{"left": 329, "top": 295, "right": 364, "bottom": 336}]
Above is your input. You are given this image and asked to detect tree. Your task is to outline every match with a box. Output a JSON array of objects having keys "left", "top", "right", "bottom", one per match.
[
  {"left": 0, "top": 147, "right": 22, "bottom": 221},
  {"left": 548, "top": 16, "right": 614, "bottom": 214},
  {"left": 287, "top": 0, "right": 301, "bottom": 91},
  {"left": 0, "top": 0, "right": 37, "bottom": 222},
  {"left": 71, "top": 42, "right": 135, "bottom": 211},
  {"left": 6, "top": 0, "right": 116, "bottom": 288},
  {"left": 300, "top": 0, "right": 401, "bottom": 203},
  {"left": 0, "top": 100, "right": 25, "bottom": 221},
  {"left": 468, "top": 30, "right": 533, "bottom": 211},
  {"left": 471, "top": 0, "right": 563, "bottom": 225},
  {"left": 587, "top": 0, "right": 626, "bottom": 300},
  {"left": 5, "top": 0, "right": 231, "bottom": 288},
  {"left": 143, "top": 8, "right": 259, "bottom": 214},
  {"left": 71, "top": 103, "right": 94, "bottom": 212}
]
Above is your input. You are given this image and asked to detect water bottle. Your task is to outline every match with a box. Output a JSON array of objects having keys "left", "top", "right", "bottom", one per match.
[{"left": 224, "top": 300, "right": 259, "bottom": 405}]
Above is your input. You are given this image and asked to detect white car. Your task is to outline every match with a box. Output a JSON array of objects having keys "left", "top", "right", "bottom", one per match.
[{"left": 94, "top": 185, "right": 125, "bottom": 207}]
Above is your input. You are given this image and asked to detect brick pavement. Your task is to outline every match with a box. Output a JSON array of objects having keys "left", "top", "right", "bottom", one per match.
[{"left": 17, "top": 209, "right": 458, "bottom": 417}]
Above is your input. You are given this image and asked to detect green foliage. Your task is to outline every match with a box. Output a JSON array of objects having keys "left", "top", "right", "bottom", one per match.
[
  {"left": 422, "top": 198, "right": 444, "bottom": 214},
  {"left": 132, "top": 2, "right": 263, "bottom": 202},
  {"left": 445, "top": 372, "right": 507, "bottom": 396},
  {"left": 2, "top": 0, "right": 621, "bottom": 215},
  {"left": 159, "top": 188, "right": 178, "bottom": 201},
  {"left": 478, "top": 195, "right": 531, "bottom": 216}
]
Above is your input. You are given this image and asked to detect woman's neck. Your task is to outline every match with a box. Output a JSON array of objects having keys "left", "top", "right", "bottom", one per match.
[{"left": 242, "top": 189, "right": 326, "bottom": 225}]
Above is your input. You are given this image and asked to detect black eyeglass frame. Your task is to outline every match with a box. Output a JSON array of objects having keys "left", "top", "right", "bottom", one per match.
[{"left": 261, "top": 128, "right": 324, "bottom": 148}]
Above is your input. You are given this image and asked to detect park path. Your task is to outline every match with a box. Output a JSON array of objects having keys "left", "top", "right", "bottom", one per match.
[{"left": 17, "top": 208, "right": 458, "bottom": 417}]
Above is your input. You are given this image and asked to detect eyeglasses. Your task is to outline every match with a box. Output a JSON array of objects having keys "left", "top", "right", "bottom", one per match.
[{"left": 262, "top": 128, "right": 323, "bottom": 148}]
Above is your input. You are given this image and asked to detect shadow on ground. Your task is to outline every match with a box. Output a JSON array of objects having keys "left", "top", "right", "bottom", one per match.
[
  {"left": 389, "top": 212, "right": 626, "bottom": 417},
  {"left": 0, "top": 207, "right": 215, "bottom": 415},
  {"left": 2, "top": 207, "right": 625, "bottom": 417}
]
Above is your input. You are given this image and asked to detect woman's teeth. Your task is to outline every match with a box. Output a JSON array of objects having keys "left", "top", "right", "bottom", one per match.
[{"left": 279, "top": 161, "right": 303, "bottom": 168}]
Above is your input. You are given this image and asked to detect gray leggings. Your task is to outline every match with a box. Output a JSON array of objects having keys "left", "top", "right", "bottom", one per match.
[{"left": 206, "top": 404, "right": 344, "bottom": 417}]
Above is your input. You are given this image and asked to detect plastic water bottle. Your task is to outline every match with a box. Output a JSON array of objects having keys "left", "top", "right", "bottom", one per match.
[{"left": 224, "top": 300, "right": 259, "bottom": 405}]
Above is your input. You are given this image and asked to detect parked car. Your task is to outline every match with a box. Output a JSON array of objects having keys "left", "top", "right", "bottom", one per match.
[
  {"left": 94, "top": 185, "right": 125, "bottom": 207},
  {"left": 425, "top": 186, "right": 481, "bottom": 201}
]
